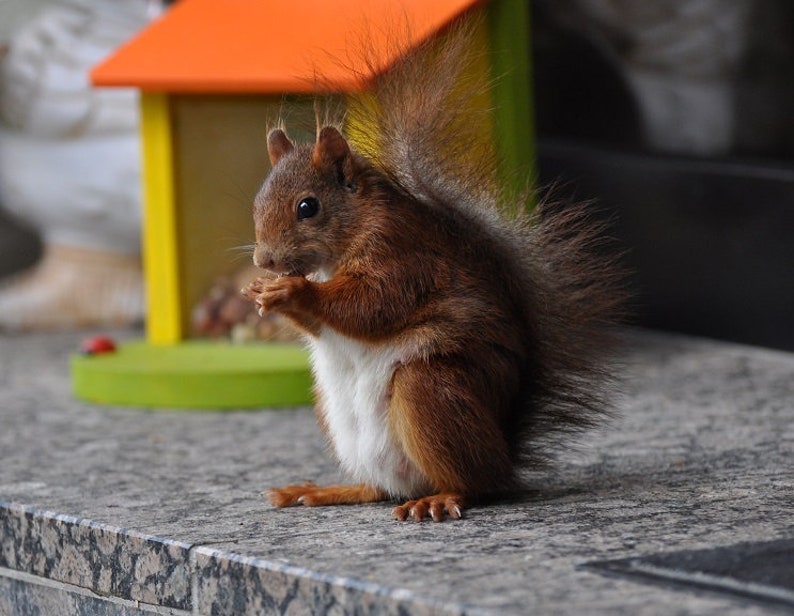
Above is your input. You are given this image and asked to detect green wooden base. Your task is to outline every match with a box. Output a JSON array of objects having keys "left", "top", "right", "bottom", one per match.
[{"left": 71, "top": 340, "right": 313, "bottom": 409}]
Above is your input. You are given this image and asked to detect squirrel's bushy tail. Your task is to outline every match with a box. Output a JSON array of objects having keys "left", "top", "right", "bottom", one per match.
[
  {"left": 516, "top": 199, "right": 627, "bottom": 465},
  {"left": 346, "top": 18, "right": 626, "bottom": 466},
  {"left": 345, "top": 18, "right": 502, "bottom": 214}
]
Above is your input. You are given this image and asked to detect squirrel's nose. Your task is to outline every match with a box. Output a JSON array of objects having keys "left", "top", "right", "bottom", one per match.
[{"left": 253, "top": 245, "right": 275, "bottom": 270}]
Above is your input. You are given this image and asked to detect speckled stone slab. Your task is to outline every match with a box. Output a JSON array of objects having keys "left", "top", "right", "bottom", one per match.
[
  {"left": 1, "top": 329, "right": 793, "bottom": 615},
  {"left": 0, "top": 502, "right": 192, "bottom": 609}
]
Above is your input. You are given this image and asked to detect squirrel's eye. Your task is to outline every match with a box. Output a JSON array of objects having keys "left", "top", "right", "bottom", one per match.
[{"left": 296, "top": 197, "right": 320, "bottom": 221}]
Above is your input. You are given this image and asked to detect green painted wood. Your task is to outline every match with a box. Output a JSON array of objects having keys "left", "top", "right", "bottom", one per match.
[
  {"left": 487, "top": 0, "right": 535, "bottom": 201},
  {"left": 71, "top": 340, "right": 313, "bottom": 409}
]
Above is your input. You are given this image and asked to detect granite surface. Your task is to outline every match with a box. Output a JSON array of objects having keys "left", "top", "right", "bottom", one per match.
[{"left": 0, "top": 329, "right": 792, "bottom": 615}]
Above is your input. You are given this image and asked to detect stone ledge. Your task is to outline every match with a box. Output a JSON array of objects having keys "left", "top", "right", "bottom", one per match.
[
  {"left": 1, "top": 329, "right": 793, "bottom": 615},
  {"left": 0, "top": 502, "right": 472, "bottom": 615},
  {"left": 0, "top": 502, "right": 191, "bottom": 610},
  {"left": 0, "top": 567, "right": 184, "bottom": 616}
]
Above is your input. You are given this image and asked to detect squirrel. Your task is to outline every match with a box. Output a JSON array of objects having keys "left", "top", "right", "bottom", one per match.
[{"left": 241, "top": 21, "right": 624, "bottom": 522}]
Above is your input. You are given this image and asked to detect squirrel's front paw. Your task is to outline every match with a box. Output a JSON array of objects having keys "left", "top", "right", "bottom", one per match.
[
  {"left": 240, "top": 277, "right": 268, "bottom": 302},
  {"left": 244, "top": 276, "right": 309, "bottom": 315}
]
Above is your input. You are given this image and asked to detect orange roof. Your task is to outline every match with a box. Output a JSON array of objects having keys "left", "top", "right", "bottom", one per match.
[{"left": 91, "top": 0, "right": 484, "bottom": 93}]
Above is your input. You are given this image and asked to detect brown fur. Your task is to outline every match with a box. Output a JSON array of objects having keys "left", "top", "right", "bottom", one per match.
[{"left": 242, "top": 21, "right": 624, "bottom": 521}]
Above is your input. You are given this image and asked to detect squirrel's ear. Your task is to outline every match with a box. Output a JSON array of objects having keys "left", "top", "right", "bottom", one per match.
[
  {"left": 312, "top": 126, "right": 351, "bottom": 170},
  {"left": 267, "top": 128, "right": 294, "bottom": 166}
]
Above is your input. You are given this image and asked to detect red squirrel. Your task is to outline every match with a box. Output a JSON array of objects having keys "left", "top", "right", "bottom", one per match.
[{"left": 241, "top": 24, "right": 623, "bottom": 522}]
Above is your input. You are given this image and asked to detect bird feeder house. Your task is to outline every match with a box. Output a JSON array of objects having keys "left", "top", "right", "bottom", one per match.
[{"left": 72, "top": 0, "right": 533, "bottom": 409}]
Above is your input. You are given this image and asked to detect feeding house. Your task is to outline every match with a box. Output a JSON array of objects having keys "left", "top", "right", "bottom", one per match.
[{"left": 72, "top": 0, "right": 533, "bottom": 409}]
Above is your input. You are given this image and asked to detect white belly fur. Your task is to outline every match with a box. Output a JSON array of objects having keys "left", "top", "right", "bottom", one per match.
[{"left": 308, "top": 328, "right": 428, "bottom": 498}]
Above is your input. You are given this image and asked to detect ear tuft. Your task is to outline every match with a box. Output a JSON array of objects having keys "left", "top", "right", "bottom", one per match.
[
  {"left": 267, "top": 128, "right": 294, "bottom": 166},
  {"left": 312, "top": 126, "right": 350, "bottom": 169}
]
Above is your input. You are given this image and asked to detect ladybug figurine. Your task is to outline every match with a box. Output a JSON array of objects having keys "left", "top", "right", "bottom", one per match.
[{"left": 79, "top": 335, "right": 117, "bottom": 356}]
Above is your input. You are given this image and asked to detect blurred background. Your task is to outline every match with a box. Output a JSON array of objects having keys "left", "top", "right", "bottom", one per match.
[
  {"left": 1, "top": 0, "right": 792, "bottom": 349},
  {"left": 0, "top": 0, "right": 150, "bottom": 330},
  {"left": 531, "top": 0, "right": 794, "bottom": 351}
]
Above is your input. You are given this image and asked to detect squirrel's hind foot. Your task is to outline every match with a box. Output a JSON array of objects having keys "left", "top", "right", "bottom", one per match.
[
  {"left": 266, "top": 482, "right": 387, "bottom": 508},
  {"left": 392, "top": 493, "right": 465, "bottom": 522}
]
